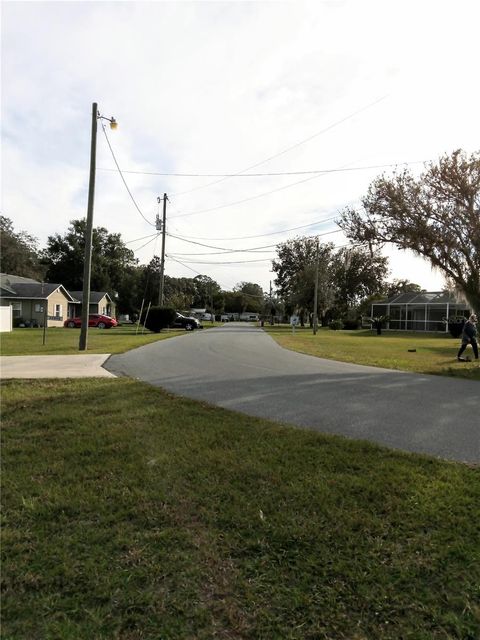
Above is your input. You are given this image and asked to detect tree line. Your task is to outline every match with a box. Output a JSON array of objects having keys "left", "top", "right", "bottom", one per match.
[
  {"left": 2, "top": 149, "right": 478, "bottom": 319},
  {"left": 0, "top": 215, "right": 268, "bottom": 318}
]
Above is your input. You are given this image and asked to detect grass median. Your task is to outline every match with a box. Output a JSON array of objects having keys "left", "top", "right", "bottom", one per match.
[
  {"left": 263, "top": 325, "right": 480, "bottom": 381},
  {"left": 2, "top": 377, "right": 479, "bottom": 639}
]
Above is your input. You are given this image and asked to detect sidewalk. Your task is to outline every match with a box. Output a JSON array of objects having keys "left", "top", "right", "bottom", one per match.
[{"left": 0, "top": 354, "right": 116, "bottom": 379}]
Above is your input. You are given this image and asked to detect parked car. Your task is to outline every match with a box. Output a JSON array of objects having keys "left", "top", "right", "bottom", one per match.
[
  {"left": 170, "top": 313, "right": 202, "bottom": 331},
  {"left": 64, "top": 314, "right": 118, "bottom": 329},
  {"left": 220, "top": 314, "right": 230, "bottom": 322}
]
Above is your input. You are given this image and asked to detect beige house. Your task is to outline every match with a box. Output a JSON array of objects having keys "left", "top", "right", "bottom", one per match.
[
  {"left": 0, "top": 276, "right": 75, "bottom": 328},
  {"left": 68, "top": 291, "right": 116, "bottom": 318}
]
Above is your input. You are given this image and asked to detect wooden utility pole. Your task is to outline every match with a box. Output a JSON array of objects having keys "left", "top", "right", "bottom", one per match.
[
  {"left": 79, "top": 102, "right": 98, "bottom": 351},
  {"left": 313, "top": 237, "right": 319, "bottom": 335},
  {"left": 158, "top": 193, "right": 167, "bottom": 306}
]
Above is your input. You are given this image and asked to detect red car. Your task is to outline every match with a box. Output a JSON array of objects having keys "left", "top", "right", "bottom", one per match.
[{"left": 64, "top": 314, "right": 118, "bottom": 329}]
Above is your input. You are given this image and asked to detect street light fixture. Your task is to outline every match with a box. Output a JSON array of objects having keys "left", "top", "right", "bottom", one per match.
[{"left": 79, "top": 102, "right": 117, "bottom": 351}]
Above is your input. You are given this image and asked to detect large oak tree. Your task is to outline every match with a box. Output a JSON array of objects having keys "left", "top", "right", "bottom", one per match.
[
  {"left": 0, "top": 216, "right": 44, "bottom": 280},
  {"left": 338, "top": 150, "right": 480, "bottom": 312}
]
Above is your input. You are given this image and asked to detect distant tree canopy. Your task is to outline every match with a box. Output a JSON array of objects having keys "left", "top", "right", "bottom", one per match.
[
  {"left": 338, "top": 150, "right": 480, "bottom": 313},
  {"left": 272, "top": 236, "right": 388, "bottom": 322},
  {"left": 0, "top": 216, "right": 44, "bottom": 280},
  {"left": 233, "top": 282, "right": 264, "bottom": 314},
  {"left": 42, "top": 219, "right": 137, "bottom": 291},
  {"left": 331, "top": 246, "right": 389, "bottom": 316},
  {"left": 385, "top": 279, "right": 424, "bottom": 298},
  {"left": 41, "top": 219, "right": 138, "bottom": 314}
]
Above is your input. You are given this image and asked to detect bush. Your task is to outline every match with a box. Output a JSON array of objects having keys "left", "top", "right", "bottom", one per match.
[
  {"left": 447, "top": 316, "right": 466, "bottom": 338},
  {"left": 329, "top": 319, "right": 344, "bottom": 331},
  {"left": 343, "top": 319, "right": 360, "bottom": 330},
  {"left": 142, "top": 306, "right": 176, "bottom": 333}
]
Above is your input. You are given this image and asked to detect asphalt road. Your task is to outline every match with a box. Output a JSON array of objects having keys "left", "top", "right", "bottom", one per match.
[{"left": 105, "top": 324, "right": 480, "bottom": 463}]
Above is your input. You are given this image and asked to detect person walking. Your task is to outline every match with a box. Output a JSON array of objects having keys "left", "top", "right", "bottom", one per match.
[{"left": 457, "top": 313, "right": 478, "bottom": 361}]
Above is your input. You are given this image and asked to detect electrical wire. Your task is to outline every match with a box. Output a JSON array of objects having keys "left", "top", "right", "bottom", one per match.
[
  {"left": 168, "top": 155, "right": 367, "bottom": 219},
  {"left": 165, "top": 215, "right": 339, "bottom": 241},
  {"left": 168, "top": 170, "right": 343, "bottom": 219},
  {"left": 167, "top": 254, "right": 273, "bottom": 265},
  {"left": 171, "top": 249, "right": 276, "bottom": 256},
  {"left": 165, "top": 256, "right": 267, "bottom": 299},
  {"left": 168, "top": 237, "right": 363, "bottom": 266},
  {"left": 166, "top": 228, "right": 341, "bottom": 253},
  {"left": 170, "top": 95, "right": 388, "bottom": 197},
  {"left": 100, "top": 122, "right": 155, "bottom": 227},
  {"left": 124, "top": 233, "right": 159, "bottom": 245},
  {"left": 133, "top": 233, "right": 161, "bottom": 253},
  {"left": 97, "top": 160, "right": 423, "bottom": 179}
]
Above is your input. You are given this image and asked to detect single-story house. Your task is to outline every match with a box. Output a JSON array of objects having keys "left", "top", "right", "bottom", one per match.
[
  {"left": 0, "top": 275, "right": 75, "bottom": 328},
  {"left": 68, "top": 291, "right": 116, "bottom": 318},
  {"left": 371, "top": 291, "right": 471, "bottom": 332}
]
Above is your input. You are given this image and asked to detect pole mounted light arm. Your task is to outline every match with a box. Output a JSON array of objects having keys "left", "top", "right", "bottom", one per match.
[{"left": 98, "top": 113, "right": 118, "bottom": 129}]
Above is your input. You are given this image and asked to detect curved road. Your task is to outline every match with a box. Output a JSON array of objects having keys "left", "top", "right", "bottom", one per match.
[{"left": 105, "top": 324, "right": 480, "bottom": 463}]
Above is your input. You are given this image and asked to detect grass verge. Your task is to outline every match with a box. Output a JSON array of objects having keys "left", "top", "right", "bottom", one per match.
[
  {"left": 263, "top": 325, "right": 480, "bottom": 380},
  {"left": 2, "top": 378, "right": 479, "bottom": 639},
  {"left": 0, "top": 324, "right": 189, "bottom": 356}
]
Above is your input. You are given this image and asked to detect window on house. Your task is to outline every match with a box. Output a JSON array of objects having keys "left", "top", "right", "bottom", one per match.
[
  {"left": 55, "top": 304, "right": 62, "bottom": 317},
  {"left": 12, "top": 302, "right": 22, "bottom": 317},
  {"left": 34, "top": 303, "right": 44, "bottom": 313}
]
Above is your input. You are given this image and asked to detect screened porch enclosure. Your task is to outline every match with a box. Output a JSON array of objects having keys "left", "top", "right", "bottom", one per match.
[{"left": 371, "top": 292, "right": 471, "bottom": 332}]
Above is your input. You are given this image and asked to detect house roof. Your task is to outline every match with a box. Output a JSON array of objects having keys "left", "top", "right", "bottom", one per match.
[
  {"left": 69, "top": 291, "right": 114, "bottom": 304},
  {"left": 0, "top": 283, "right": 17, "bottom": 296},
  {"left": 0, "top": 273, "right": 40, "bottom": 286},
  {"left": 373, "top": 291, "right": 469, "bottom": 306},
  {"left": 0, "top": 282, "right": 75, "bottom": 301}
]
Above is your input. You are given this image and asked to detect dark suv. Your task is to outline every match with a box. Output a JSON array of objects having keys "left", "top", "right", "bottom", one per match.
[{"left": 171, "top": 313, "right": 202, "bottom": 331}]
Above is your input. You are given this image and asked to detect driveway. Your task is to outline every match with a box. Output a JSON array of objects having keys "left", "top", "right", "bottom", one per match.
[
  {"left": 0, "top": 354, "right": 115, "bottom": 378},
  {"left": 105, "top": 324, "right": 480, "bottom": 464}
]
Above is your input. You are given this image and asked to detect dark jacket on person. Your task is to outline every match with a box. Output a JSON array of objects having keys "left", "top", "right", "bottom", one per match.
[{"left": 462, "top": 320, "right": 478, "bottom": 342}]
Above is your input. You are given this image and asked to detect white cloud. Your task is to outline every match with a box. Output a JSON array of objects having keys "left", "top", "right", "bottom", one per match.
[{"left": 2, "top": 0, "right": 479, "bottom": 293}]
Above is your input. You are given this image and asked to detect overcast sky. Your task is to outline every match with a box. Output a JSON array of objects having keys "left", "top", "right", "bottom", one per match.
[{"left": 2, "top": 0, "right": 479, "bottom": 293}]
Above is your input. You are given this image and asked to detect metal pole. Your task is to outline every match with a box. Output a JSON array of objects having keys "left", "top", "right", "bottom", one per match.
[
  {"left": 142, "top": 301, "right": 151, "bottom": 334},
  {"left": 158, "top": 193, "right": 167, "bottom": 306},
  {"left": 42, "top": 300, "right": 47, "bottom": 345},
  {"left": 79, "top": 102, "right": 98, "bottom": 351},
  {"left": 136, "top": 298, "right": 145, "bottom": 335}
]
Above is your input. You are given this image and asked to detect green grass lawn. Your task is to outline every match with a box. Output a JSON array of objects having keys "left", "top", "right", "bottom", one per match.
[
  {"left": 263, "top": 325, "right": 480, "bottom": 381},
  {"left": 0, "top": 324, "right": 190, "bottom": 356},
  {"left": 2, "top": 378, "right": 479, "bottom": 639}
]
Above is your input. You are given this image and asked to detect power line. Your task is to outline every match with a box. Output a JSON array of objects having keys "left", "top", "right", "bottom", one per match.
[
  {"left": 167, "top": 254, "right": 273, "bottom": 265},
  {"left": 170, "top": 95, "right": 388, "bottom": 197},
  {"left": 98, "top": 160, "right": 423, "bottom": 179},
  {"left": 166, "top": 256, "right": 266, "bottom": 299},
  {"left": 124, "top": 232, "right": 159, "bottom": 245},
  {"left": 133, "top": 233, "right": 161, "bottom": 253},
  {"left": 171, "top": 249, "right": 276, "bottom": 256},
  {"left": 168, "top": 215, "right": 339, "bottom": 241},
  {"left": 100, "top": 122, "right": 155, "bottom": 227},
  {"left": 166, "top": 228, "right": 341, "bottom": 253},
  {"left": 168, "top": 237, "right": 362, "bottom": 265},
  {"left": 168, "top": 167, "right": 351, "bottom": 219}
]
